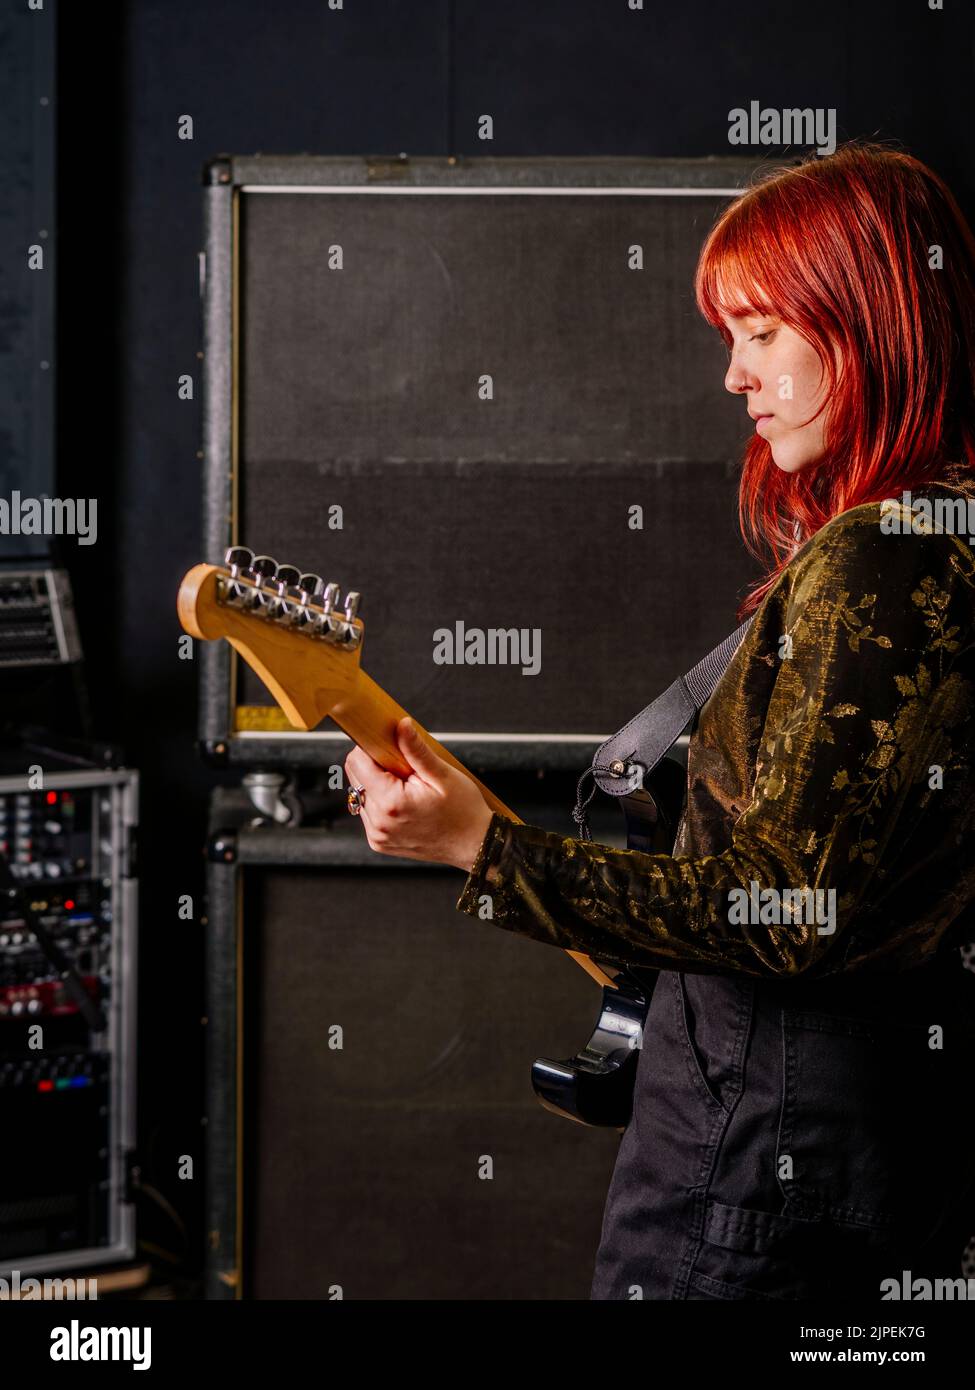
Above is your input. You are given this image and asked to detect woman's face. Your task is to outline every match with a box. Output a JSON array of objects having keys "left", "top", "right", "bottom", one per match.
[{"left": 720, "top": 310, "right": 832, "bottom": 474}]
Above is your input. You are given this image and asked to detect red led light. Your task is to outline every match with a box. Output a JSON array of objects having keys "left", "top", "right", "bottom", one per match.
[
  {"left": 64, "top": 899, "right": 75, "bottom": 910},
  {"left": 46, "top": 791, "right": 57, "bottom": 805},
  {"left": 37, "top": 1080, "right": 54, "bottom": 1092}
]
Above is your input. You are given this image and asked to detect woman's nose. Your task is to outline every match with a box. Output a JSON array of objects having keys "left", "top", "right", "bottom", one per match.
[{"left": 725, "top": 354, "right": 754, "bottom": 395}]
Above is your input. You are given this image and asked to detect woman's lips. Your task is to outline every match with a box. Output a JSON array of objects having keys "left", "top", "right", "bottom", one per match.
[{"left": 755, "top": 414, "right": 773, "bottom": 433}]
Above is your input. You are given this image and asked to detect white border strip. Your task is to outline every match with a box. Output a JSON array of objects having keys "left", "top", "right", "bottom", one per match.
[{"left": 240, "top": 184, "right": 744, "bottom": 197}]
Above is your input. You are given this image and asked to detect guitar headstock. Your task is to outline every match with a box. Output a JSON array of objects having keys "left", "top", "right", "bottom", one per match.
[{"left": 177, "top": 547, "right": 365, "bottom": 730}]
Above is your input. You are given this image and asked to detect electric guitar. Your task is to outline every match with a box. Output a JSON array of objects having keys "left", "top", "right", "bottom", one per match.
[{"left": 178, "top": 548, "right": 686, "bottom": 1129}]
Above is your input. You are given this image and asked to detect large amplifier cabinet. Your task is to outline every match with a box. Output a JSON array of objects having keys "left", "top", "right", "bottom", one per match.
[
  {"left": 198, "top": 153, "right": 770, "bottom": 772},
  {"left": 204, "top": 778, "right": 623, "bottom": 1301},
  {"left": 0, "top": 764, "right": 138, "bottom": 1276}
]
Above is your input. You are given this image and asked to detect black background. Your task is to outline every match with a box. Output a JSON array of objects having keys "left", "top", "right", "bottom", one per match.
[{"left": 49, "top": 0, "right": 975, "bottom": 1283}]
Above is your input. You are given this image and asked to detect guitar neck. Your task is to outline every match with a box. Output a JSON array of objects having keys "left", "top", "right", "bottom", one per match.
[
  {"left": 330, "top": 669, "right": 613, "bottom": 990},
  {"left": 330, "top": 668, "right": 516, "bottom": 822}
]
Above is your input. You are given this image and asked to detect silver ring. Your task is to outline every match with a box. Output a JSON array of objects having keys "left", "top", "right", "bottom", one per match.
[{"left": 347, "top": 785, "right": 366, "bottom": 816}]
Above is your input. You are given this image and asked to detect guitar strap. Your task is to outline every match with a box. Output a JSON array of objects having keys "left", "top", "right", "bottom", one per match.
[{"left": 572, "top": 616, "right": 755, "bottom": 841}]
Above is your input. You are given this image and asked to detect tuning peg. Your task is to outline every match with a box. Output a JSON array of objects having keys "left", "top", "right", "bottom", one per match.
[
  {"left": 344, "top": 591, "right": 360, "bottom": 622},
  {"left": 288, "top": 574, "right": 325, "bottom": 633},
  {"left": 237, "top": 554, "right": 276, "bottom": 610},
  {"left": 274, "top": 564, "right": 301, "bottom": 592},
  {"left": 306, "top": 581, "right": 343, "bottom": 642},
  {"left": 264, "top": 564, "right": 301, "bottom": 622},
  {"left": 298, "top": 573, "right": 325, "bottom": 600},
  {"left": 225, "top": 546, "right": 254, "bottom": 577},
  {"left": 217, "top": 546, "right": 256, "bottom": 606},
  {"left": 248, "top": 555, "right": 278, "bottom": 585}
]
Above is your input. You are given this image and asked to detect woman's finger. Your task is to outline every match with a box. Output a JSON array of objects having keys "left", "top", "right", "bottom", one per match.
[
  {"left": 344, "top": 745, "right": 383, "bottom": 792},
  {"left": 357, "top": 804, "right": 405, "bottom": 855}
]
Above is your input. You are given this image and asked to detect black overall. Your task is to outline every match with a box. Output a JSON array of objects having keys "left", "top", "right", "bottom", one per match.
[{"left": 590, "top": 954, "right": 975, "bottom": 1300}]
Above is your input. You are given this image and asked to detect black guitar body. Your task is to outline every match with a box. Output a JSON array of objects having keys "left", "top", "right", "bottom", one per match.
[{"left": 530, "top": 752, "right": 688, "bottom": 1129}]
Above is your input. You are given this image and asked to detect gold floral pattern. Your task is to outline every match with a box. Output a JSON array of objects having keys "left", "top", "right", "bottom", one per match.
[{"left": 456, "top": 490, "right": 975, "bottom": 979}]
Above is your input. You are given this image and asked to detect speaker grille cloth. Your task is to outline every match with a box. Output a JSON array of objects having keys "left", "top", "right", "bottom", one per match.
[
  {"left": 242, "top": 864, "right": 620, "bottom": 1299},
  {"left": 236, "top": 189, "right": 758, "bottom": 733}
]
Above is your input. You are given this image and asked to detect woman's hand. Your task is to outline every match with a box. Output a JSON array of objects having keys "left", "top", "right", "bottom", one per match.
[{"left": 344, "top": 717, "right": 495, "bottom": 873}]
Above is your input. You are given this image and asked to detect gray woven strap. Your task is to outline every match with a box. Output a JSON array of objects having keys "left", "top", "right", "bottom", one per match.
[{"left": 591, "top": 617, "right": 753, "bottom": 797}]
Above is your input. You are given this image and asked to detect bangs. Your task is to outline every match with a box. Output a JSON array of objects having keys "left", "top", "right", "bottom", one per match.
[{"left": 696, "top": 226, "right": 779, "bottom": 341}]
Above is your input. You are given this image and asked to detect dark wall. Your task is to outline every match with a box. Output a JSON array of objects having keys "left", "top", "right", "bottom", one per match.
[
  {"left": 0, "top": 0, "right": 54, "bottom": 554},
  {"left": 53, "top": 0, "right": 975, "bottom": 1281}
]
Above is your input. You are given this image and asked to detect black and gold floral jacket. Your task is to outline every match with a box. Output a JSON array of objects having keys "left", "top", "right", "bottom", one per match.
[{"left": 455, "top": 492, "right": 975, "bottom": 980}]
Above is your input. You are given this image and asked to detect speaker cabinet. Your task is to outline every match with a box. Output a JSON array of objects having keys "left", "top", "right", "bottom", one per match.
[
  {"left": 199, "top": 154, "right": 769, "bottom": 769},
  {"left": 205, "top": 783, "right": 624, "bottom": 1300}
]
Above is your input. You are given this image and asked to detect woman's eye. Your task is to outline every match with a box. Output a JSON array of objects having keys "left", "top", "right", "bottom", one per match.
[{"left": 750, "top": 330, "right": 775, "bottom": 343}]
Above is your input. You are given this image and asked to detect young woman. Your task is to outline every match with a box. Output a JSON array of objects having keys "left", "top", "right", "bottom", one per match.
[{"left": 343, "top": 141, "right": 975, "bottom": 1301}]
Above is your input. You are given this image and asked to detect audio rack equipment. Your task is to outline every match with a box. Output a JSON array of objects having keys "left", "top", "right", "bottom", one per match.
[
  {"left": 0, "top": 568, "right": 82, "bottom": 668},
  {"left": 0, "top": 764, "right": 138, "bottom": 1277},
  {"left": 0, "top": 566, "right": 91, "bottom": 744}
]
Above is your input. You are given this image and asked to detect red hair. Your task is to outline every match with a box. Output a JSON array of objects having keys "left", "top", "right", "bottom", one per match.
[{"left": 695, "top": 140, "right": 975, "bottom": 613}]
